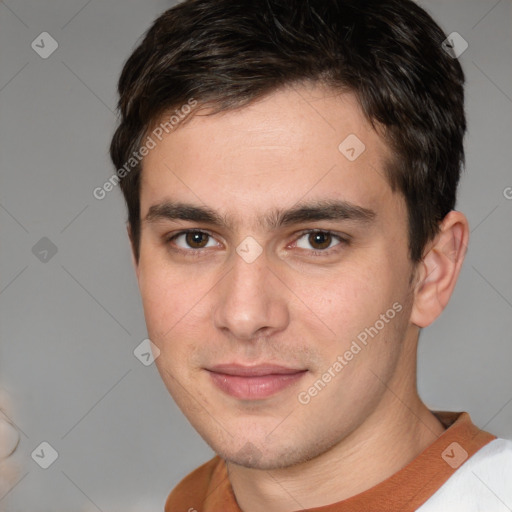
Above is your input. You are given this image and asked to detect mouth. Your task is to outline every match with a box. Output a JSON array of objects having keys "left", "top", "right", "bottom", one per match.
[{"left": 206, "top": 363, "right": 308, "bottom": 400}]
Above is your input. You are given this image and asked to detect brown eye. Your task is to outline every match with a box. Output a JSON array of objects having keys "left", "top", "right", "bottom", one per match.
[
  {"left": 166, "top": 230, "right": 219, "bottom": 254},
  {"left": 185, "top": 231, "right": 210, "bottom": 248},
  {"left": 294, "top": 230, "right": 347, "bottom": 254},
  {"left": 308, "top": 231, "right": 332, "bottom": 250}
]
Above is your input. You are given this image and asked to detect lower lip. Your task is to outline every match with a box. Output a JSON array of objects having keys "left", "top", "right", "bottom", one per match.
[{"left": 208, "top": 371, "right": 307, "bottom": 400}]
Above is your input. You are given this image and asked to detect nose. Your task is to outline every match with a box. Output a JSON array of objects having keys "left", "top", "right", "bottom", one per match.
[{"left": 213, "top": 245, "right": 290, "bottom": 341}]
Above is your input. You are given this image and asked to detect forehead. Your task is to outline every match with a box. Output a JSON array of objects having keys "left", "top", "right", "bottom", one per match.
[{"left": 139, "top": 84, "right": 398, "bottom": 230}]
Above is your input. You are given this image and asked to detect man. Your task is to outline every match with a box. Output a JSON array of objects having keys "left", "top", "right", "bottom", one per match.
[{"left": 109, "top": 0, "right": 512, "bottom": 510}]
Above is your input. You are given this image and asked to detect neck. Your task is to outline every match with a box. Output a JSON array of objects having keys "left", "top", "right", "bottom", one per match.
[{"left": 227, "top": 367, "right": 445, "bottom": 512}]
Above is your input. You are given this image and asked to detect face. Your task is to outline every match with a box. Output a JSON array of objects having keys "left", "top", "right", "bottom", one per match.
[{"left": 135, "top": 84, "right": 419, "bottom": 470}]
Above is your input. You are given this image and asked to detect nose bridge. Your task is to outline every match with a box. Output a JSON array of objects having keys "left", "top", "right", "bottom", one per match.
[
  {"left": 213, "top": 243, "right": 288, "bottom": 339},
  {"left": 230, "top": 253, "right": 266, "bottom": 302}
]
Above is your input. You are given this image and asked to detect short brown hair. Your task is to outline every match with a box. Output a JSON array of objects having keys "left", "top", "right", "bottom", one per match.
[{"left": 110, "top": 0, "right": 466, "bottom": 263}]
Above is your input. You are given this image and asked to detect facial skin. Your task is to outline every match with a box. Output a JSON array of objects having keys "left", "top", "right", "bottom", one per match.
[{"left": 132, "top": 84, "right": 469, "bottom": 511}]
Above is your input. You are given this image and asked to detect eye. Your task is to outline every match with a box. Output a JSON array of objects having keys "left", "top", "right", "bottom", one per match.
[
  {"left": 294, "top": 230, "right": 347, "bottom": 253},
  {"left": 168, "top": 230, "right": 219, "bottom": 250},
  {"left": 165, "top": 229, "right": 348, "bottom": 257}
]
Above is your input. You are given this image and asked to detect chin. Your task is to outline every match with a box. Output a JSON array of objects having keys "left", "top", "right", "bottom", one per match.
[
  {"left": 203, "top": 428, "right": 323, "bottom": 470},
  {"left": 225, "top": 444, "right": 323, "bottom": 471},
  {"left": 224, "top": 447, "right": 298, "bottom": 470}
]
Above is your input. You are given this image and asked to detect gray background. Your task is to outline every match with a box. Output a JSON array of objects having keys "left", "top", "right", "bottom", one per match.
[{"left": 0, "top": 0, "right": 511, "bottom": 510}]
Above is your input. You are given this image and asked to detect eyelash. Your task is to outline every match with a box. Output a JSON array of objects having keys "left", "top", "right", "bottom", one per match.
[{"left": 164, "top": 229, "right": 350, "bottom": 258}]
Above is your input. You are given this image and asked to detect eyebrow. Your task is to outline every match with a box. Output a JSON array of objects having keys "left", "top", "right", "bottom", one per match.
[{"left": 144, "top": 199, "right": 376, "bottom": 230}]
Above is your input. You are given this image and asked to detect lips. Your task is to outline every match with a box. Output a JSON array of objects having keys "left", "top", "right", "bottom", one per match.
[{"left": 206, "top": 364, "right": 307, "bottom": 400}]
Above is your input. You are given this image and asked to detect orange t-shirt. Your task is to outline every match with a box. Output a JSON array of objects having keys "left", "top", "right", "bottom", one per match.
[{"left": 165, "top": 412, "right": 495, "bottom": 512}]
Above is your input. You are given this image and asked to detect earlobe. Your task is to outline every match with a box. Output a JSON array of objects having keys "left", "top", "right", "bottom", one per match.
[{"left": 410, "top": 211, "right": 469, "bottom": 328}]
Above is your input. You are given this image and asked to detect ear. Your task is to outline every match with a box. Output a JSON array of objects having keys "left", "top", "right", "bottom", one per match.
[
  {"left": 126, "top": 223, "right": 140, "bottom": 280},
  {"left": 410, "top": 210, "right": 469, "bottom": 328}
]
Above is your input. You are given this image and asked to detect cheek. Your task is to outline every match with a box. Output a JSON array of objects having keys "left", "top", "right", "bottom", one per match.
[
  {"left": 296, "top": 264, "right": 388, "bottom": 331},
  {"left": 137, "top": 258, "right": 215, "bottom": 367},
  {"left": 138, "top": 261, "right": 190, "bottom": 341},
  {"left": 294, "top": 257, "right": 407, "bottom": 373},
  {"left": 138, "top": 268, "right": 170, "bottom": 333}
]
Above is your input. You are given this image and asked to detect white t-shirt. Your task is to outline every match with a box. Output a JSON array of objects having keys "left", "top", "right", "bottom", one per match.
[{"left": 419, "top": 438, "right": 512, "bottom": 511}]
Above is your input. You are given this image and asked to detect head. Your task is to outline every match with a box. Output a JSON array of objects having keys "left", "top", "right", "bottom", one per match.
[{"left": 110, "top": 0, "right": 469, "bottom": 469}]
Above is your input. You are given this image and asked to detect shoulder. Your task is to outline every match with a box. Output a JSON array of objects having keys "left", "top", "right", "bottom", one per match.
[
  {"left": 164, "top": 455, "right": 223, "bottom": 512},
  {"left": 418, "top": 438, "right": 512, "bottom": 511}
]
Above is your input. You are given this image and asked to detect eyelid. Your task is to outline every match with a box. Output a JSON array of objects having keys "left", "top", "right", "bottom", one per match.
[
  {"left": 290, "top": 229, "right": 350, "bottom": 253},
  {"left": 165, "top": 228, "right": 222, "bottom": 250},
  {"left": 165, "top": 228, "right": 350, "bottom": 255}
]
